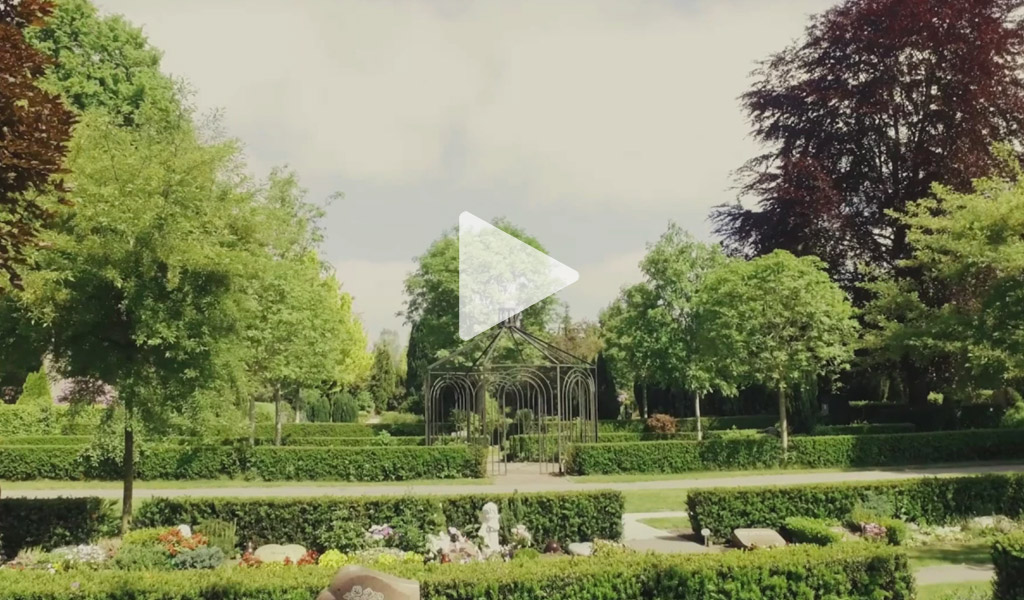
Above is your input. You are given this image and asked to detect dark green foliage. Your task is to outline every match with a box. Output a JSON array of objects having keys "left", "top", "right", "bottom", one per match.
[
  {"left": 285, "top": 436, "right": 424, "bottom": 447},
  {"left": 596, "top": 415, "right": 776, "bottom": 433},
  {"left": 301, "top": 389, "right": 332, "bottom": 423},
  {"left": 810, "top": 423, "right": 916, "bottom": 435},
  {"left": 994, "top": 532, "right": 1024, "bottom": 600},
  {"left": 0, "top": 497, "right": 116, "bottom": 557},
  {"left": 0, "top": 435, "right": 92, "bottom": 445},
  {"left": 111, "top": 544, "right": 173, "bottom": 571},
  {"left": 121, "top": 527, "right": 167, "bottom": 547},
  {"left": 565, "top": 437, "right": 785, "bottom": 475},
  {"left": 782, "top": 517, "right": 842, "bottom": 546},
  {"left": 171, "top": 546, "right": 225, "bottom": 570},
  {"left": 331, "top": 392, "right": 359, "bottom": 423},
  {"left": 507, "top": 430, "right": 760, "bottom": 462},
  {"left": 0, "top": 544, "right": 913, "bottom": 599},
  {"left": 0, "top": 443, "right": 482, "bottom": 482},
  {"left": 689, "top": 473, "right": 1024, "bottom": 540},
  {"left": 134, "top": 490, "right": 622, "bottom": 552},
  {"left": 247, "top": 445, "right": 486, "bottom": 481},
  {"left": 567, "top": 429, "right": 1024, "bottom": 475},
  {"left": 196, "top": 519, "right": 238, "bottom": 556},
  {"left": 256, "top": 422, "right": 426, "bottom": 438},
  {"left": 595, "top": 353, "right": 619, "bottom": 419}
]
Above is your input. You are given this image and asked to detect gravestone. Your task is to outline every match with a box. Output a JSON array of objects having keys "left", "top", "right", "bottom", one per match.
[
  {"left": 730, "top": 528, "right": 786, "bottom": 550},
  {"left": 317, "top": 565, "right": 420, "bottom": 600}
]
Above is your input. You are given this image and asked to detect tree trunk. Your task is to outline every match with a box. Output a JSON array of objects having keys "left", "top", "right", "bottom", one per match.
[
  {"left": 121, "top": 397, "right": 135, "bottom": 534},
  {"left": 274, "top": 386, "right": 283, "bottom": 447},
  {"left": 694, "top": 391, "right": 703, "bottom": 442},
  {"left": 778, "top": 385, "right": 789, "bottom": 454},
  {"left": 248, "top": 396, "right": 256, "bottom": 447}
]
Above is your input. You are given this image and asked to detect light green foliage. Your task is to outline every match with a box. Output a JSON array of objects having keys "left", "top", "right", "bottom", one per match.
[
  {"left": 864, "top": 153, "right": 1024, "bottom": 396},
  {"left": 403, "top": 220, "right": 556, "bottom": 401},
  {"left": 171, "top": 546, "right": 224, "bottom": 570},
  {"left": 367, "top": 330, "right": 402, "bottom": 413},
  {"left": 196, "top": 519, "right": 237, "bottom": 557},
  {"left": 1003, "top": 402, "right": 1024, "bottom": 428},
  {"left": 692, "top": 250, "right": 858, "bottom": 448},
  {"left": 15, "top": 367, "right": 52, "bottom": 407}
]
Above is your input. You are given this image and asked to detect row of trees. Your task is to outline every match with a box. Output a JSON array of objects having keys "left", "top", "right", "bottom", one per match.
[{"left": 0, "top": 0, "right": 372, "bottom": 529}]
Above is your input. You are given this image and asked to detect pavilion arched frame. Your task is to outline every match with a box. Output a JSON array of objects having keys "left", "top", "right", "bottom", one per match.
[{"left": 425, "top": 316, "right": 598, "bottom": 474}]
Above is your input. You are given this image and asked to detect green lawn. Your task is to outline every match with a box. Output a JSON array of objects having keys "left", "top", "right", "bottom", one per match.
[
  {"left": 0, "top": 477, "right": 494, "bottom": 490},
  {"left": 638, "top": 515, "right": 691, "bottom": 532},
  {"left": 907, "top": 543, "right": 992, "bottom": 569},
  {"left": 916, "top": 582, "right": 990, "bottom": 600},
  {"left": 622, "top": 489, "right": 688, "bottom": 513}
]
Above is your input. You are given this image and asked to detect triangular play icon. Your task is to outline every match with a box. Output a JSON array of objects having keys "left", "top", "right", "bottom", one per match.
[{"left": 458, "top": 212, "right": 579, "bottom": 340}]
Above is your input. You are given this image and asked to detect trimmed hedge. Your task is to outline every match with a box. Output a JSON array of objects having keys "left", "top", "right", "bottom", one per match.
[
  {"left": 285, "top": 436, "right": 424, "bottom": 447},
  {"left": 255, "top": 422, "right": 426, "bottom": 439},
  {"left": 0, "top": 405, "right": 101, "bottom": 436},
  {"left": 566, "top": 428, "right": 1024, "bottom": 475},
  {"left": 0, "top": 497, "right": 117, "bottom": 558},
  {"left": 0, "top": 444, "right": 486, "bottom": 482},
  {"left": 597, "top": 414, "right": 775, "bottom": 433},
  {"left": 507, "top": 430, "right": 762, "bottom": 462},
  {"left": 0, "top": 435, "right": 92, "bottom": 446},
  {"left": 689, "top": 473, "right": 1024, "bottom": 540},
  {"left": 135, "top": 490, "right": 622, "bottom": 551},
  {"left": 809, "top": 423, "right": 916, "bottom": 436},
  {"left": 782, "top": 516, "right": 842, "bottom": 546},
  {"left": 247, "top": 445, "right": 486, "bottom": 481},
  {"left": 994, "top": 532, "right": 1024, "bottom": 600},
  {"left": 0, "top": 544, "right": 912, "bottom": 600}
]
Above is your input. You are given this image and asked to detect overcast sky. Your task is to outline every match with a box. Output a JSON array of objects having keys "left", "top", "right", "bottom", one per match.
[{"left": 95, "top": 0, "right": 830, "bottom": 343}]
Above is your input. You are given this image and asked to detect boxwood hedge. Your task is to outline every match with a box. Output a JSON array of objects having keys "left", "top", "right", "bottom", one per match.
[
  {"left": 597, "top": 415, "right": 775, "bottom": 433},
  {"left": 0, "top": 544, "right": 912, "bottom": 600},
  {"left": 809, "top": 423, "right": 916, "bottom": 436},
  {"left": 0, "top": 497, "right": 117, "bottom": 558},
  {"left": 566, "top": 428, "right": 1024, "bottom": 475},
  {"left": 284, "top": 436, "right": 425, "bottom": 447},
  {"left": 134, "top": 490, "right": 622, "bottom": 551},
  {"left": 689, "top": 473, "right": 1024, "bottom": 540},
  {"left": 507, "top": 430, "right": 762, "bottom": 462},
  {"left": 994, "top": 532, "right": 1024, "bottom": 600},
  {"left": 0, "top": 444, "right": 486, "bottom": 482}
]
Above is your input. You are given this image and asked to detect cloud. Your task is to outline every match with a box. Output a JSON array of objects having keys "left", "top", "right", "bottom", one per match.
[
  {"left": 96, "top": 0, "right": 827, "bottom": 212},
  {"left": 330, "top": 258, "right": 415, "bottom": 342},
  {"left": 556, "top": 249, "right": 645, "bottom": 321}
]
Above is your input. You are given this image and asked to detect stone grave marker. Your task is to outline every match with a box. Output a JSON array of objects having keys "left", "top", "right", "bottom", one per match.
[{"left": 317, "top": 565, "right": 420, "bottom": 600}]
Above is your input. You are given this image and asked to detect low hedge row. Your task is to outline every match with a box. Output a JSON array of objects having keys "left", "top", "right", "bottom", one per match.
[
  {"left": 506, "top": 430, "right": 761, "bottom": 462},
  {"left": 0, "top": 497, "right": 117, "bottom": 558},
  {"left": 0, "top": 405, "right": 101, "bottom": 436},
  {"left": 596, "top": 415, "right": 775, "bottom": 433},
  {"left": 994, "top": 532, "right": 1024, "bottom": 600},
  {"left": 284, "top": 436, "right": 424, "bottom": 447},
  {"left": 782, "top": 516, "right": 842, "bottom": 546},
  {"left": 565, "top": 428, "right": 1024, "bottom": 475},
  {"left": 0, "top": 544, "right": 912, "bottom": 600},
  {"left": 135, "top": 490, "right": 623, "bottom": 552},
  {"left": 254, "top": 422, "right": 426, "bottom": 439},
  {"left": 0, "top": 444, "right": 486, "bottom": 481},
  {"left": 0, "top": 434, "right": 429, "bottom": 447},
  {"left": 689, "top": 473, "right": 1024, "bottom": 540},
  {"left": 0, "top": 435, "right": 93, "bottom": 446},
  {"left": 809, "top": 423, "right": 916, "bottom": 436}
]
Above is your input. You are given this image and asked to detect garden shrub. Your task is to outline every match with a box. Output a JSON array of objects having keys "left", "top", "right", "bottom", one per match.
[
  {"left": 506, "top": 432, "right": 764, "bottom": 462},
  {"left": 285, "top": 436, "right": 424, "bottom": 447},
  {"left": 565, "top": 437, "right": 784, "bottom": 475},
  {"left": 121, "top": 528, "right": 168, "bottom": 548},
  {"left": 134, "top": 490, "right": 623, "bottom": 552},
  {"left": 112, "top": 544, "right": 173, "bottom": 571},
  {"left": 782, "top": 517, "right": 842, "bottom": 546},
  {"left": 196, "top": 519, "right": 238, "bottom": 555},
  {"left": 809, "top": 423, "right": 916, "bottom": 435},
  {"left": 880, "top": 518, "right": 909, "bottom": 546},
  {"left": 597, "top": 414, "right": 775, "bottom": 433},
  {"left": 993, "top": 531, "right": 1024, "bottom": 600},
  {"left": 0, "top": 543, "right": 912, "bottom": 600},
  {"left": 171, "top": 546, "right": 225, "bottom": 570},
  {"left": 0, "top": 404, "right": 102, "bottom": 435},
  {"left": 0, "top": 497, "right": 116, "bottom": 557},
  {"left": 689, "top": 473, "right": 1024, "bottom": 540},
  {"left": 0, "top": 435, "right": 92, "bottom": 446},
  {"left": 14, "top": 367, "right": 52, "bottom": 407},
  {"left": 247, "top": 445, "right": 486, "bottom": 481},
  {"left": 645, "top": 413, "right": 678, "bottom": 433}
]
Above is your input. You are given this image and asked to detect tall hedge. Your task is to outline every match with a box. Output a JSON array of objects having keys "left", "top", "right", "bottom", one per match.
[
  {"left": 565, "top": 428, "right": 1024, "bottom": 475},
  {"left": 0, "top": 498, "right": 117, "bottom": 558},
  {"left": 688, "top": 473, "right": 1024, "bottom": 540},
  {"left": 0, "top": 405, "right": 101, "bottom": 436},
  {"left": 134, "top": 490, "right": 622, "bottom": 551},
  {"left": 994, "top": 532, "right": 1024, "bottom": 600},
  {"left": 809, "top": 423, "right": 916, "bottom": 436},
  {"left": 507, "top": 431, "right": 762, "bottom": 462},
  {"left": 0, "top": 544, "right": 912, "bottom": 600},
  {"left": 0, "top": 444, "right": 486, "bottom": 481}
]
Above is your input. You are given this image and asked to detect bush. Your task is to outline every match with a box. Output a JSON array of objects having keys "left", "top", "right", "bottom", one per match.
[
  {"left": 247, "top": 445, "right": 486, "bottom": 481},
  {"left": 0, "top": 435, "right": 92, "bottom": 446},
  {"left": 782, "top": 517, "right": 842, "bottom": 546},
  {"left": 566, "top": 428, "right": 1024, "bottom": 475},
  {"left": 286, "top": 436, "right": 424, "bottom": 447},
  {"left": 645, "top": 413, "right": 677, "bottom": 433},
  {"left": 810, "top": 423, "right": 916, "bottom": 435},
  {"left": 122, "top": 527, "right": 168, "bottom": 548},
  {"left": 15, "top": 368, "right": 52, "bottom": 407},
  {"left": 880, "top": 518, "right": 910, "bottom": 546},
  {"left": 0, "top": 404, "right": 102, "bottom": 436},
  {"left": 505, "top": 431, "right": 761, "bottom": 462},
  {"left": 0, "top": 498, "right": 116, "bottom": 557},
  {"left": 1002, "top": 402, "right": 1024, "bottom": 429},
  {"left": 689, "top": 473, "right": 1024, "bottom": 540},
  {"left": 112, "top": 543, "right": 173, "bottom": 571},
  {"left": 993, "top": 532, "right": 1024, "bottom": 600},
  {"left": 597, "top": 415, "right": 776, "bottom": 434},
  {"left": 172, "top": 546, "right": 225, "bottom": 570},
  {"left": 331, "top": 392, "right": 359, "bottom": 423},
  {"left": 0, "top": 544, "right": 912, "bottom": 600},
  {"left": 135, "top": 490, "right": 623, "bottom": 552},
  {"left": 196, "top": 519, "right": 238, "bottom": 556}
]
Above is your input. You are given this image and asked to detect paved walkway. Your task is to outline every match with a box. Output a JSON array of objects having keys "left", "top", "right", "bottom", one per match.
[
  {"left": 6, "top": 463, "right": 1023, "bottom": 499},
  {"left": 914, "top": 565, "right": 994, "bottom": 586}
]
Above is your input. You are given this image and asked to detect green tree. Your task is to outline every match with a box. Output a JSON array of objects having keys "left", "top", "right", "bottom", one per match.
[
  {"left": 864, "top": 153, "right": 1024, "bottom": 398},
  {"left": 15, "top": 365, "right": 52, "bottom": 407},
  {"left": 693, "top": 250, "right": 858, "bottom": 450},
  {"left": 367, "top": 334, "right": 399, "bottom": 413},
  {"left": 402, "top": 219, "right": 556, "bottom": 402},
  {"left": 599, "top": 283, "right": 664, "bottom": 418}
]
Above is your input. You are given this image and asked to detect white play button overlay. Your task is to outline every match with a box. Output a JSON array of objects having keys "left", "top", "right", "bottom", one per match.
[{"left": 458, "top": 212, "right": 579, "bottom": 340}]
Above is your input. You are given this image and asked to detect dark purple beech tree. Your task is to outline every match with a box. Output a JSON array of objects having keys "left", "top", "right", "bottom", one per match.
[{"left": 714, "top": 0, "right": 1024, "bottom": 296}]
